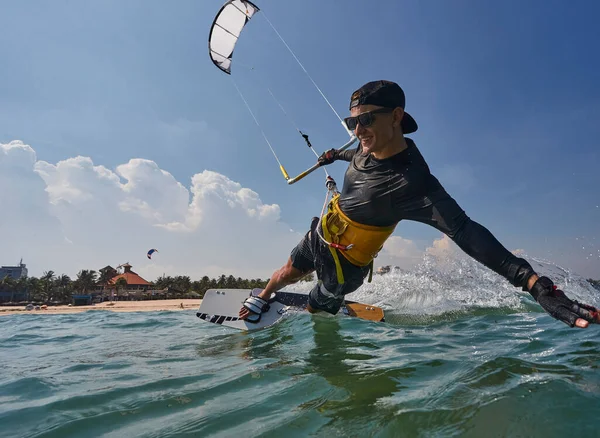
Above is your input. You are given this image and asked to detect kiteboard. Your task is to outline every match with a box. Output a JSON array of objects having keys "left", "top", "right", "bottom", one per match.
[{"left": 196, "top": 288, "right": 385, "bottom": 330}]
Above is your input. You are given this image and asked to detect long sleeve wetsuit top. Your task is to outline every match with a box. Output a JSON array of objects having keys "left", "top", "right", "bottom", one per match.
[{"left": 336, "top": 139, "right": 534, "bottom": 288}]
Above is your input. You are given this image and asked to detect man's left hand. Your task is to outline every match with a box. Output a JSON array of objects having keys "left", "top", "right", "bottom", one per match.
[
  {"left": 530, "top": 276, "right": 600, "bottom": 328},
  {"left": 318, "top": 148, "right": 339, "bottom": 166}
]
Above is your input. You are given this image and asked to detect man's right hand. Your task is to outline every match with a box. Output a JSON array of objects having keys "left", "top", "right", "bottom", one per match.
[
  {"left": 529, "top": 276, "right": 600, "bottom": 328},
  {"left": 318, "top": 148, "right": 339, "bottom": 166},
  {"left": 239, "top": 306, "right": 251, "bottom": 320},
  {"left": 239, "top": 293, "right": 271, "bottom": 320}
]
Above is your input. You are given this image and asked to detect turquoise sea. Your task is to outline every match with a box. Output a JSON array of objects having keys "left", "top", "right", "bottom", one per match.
[{"left": 2, "top": 255, "right": 599, "bottom": 438}]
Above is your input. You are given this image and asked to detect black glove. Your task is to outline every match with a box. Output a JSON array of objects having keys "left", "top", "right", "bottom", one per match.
[
  {"left": 529, "top": 276, "right": 600, "bottom": 327},
  {"left": 318, "top": 148, "right": 339, "bottom": 166}
]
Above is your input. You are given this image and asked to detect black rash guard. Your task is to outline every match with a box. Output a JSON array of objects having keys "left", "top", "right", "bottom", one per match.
[{"left": 335, "top": 138, "right": 535, "bottom": 289}]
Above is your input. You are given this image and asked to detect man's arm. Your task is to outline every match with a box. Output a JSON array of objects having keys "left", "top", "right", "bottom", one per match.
[
  {"left": 400, "top": 186, "right": 599, "bottom": 328},
  {"left": 421, "top": 200, "right": 537, "bottom": 290},
  {"left": 318, "top": 146, "right": 359, "bottom": 165},
  {"left": 336, "top": 147, "right": 359, "bottom": 162},
  {"left": 450, "top": 218, "right": 599, "bottom": 328}
]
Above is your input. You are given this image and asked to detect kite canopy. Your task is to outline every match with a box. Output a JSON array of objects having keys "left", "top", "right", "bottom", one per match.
[
  {"left": 147, "top": 249, "right": 158, "bottom": 259},
  {"left": 208, "top": 0, "right": 260, "bottom": 74}
]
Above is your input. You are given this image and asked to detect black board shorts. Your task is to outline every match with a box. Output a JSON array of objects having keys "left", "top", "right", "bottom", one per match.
[{"left": 290, "top": 217, "right": 371, "bottom": 314}]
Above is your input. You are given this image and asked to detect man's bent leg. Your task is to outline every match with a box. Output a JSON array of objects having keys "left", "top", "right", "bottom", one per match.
[
  {"left": 308, "top": 243, "right": 371, "bottom": 315},
  {"left": 307, "top": 282, "right": 345, "bottom": 315},
  {"left": 306, "top": 302, "right": 320, "bottom": 314}
]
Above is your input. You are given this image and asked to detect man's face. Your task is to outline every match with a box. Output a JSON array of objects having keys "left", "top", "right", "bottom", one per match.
[{"left": 348, "top": 104, "right": 403, "bottom": 155}]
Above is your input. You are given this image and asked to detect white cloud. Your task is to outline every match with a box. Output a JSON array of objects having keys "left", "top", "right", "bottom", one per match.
[
  {"left": 1, "top": 140, "right": 300, "bottom": 281},
  {"left": 117, "top": 158, "right": 190, "bottom": 224},
  {"left": 375, "top": 235, "right": 423, "bottom": 270},
  {"left": 0, "top": 141, "right": 65, "bottom": 258},
  {"left": 425, "top": 234, "right": 462, "bottom": 260}
]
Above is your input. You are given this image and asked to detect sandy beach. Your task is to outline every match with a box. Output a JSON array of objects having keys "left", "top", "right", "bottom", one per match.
[{"left": 0, "top": 299, "right": 202, "bottom": 316}]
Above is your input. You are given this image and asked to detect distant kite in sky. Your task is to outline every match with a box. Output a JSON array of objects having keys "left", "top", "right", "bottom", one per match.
[{"left": 147, "top": 249, "right": 158, "bottom": 259}]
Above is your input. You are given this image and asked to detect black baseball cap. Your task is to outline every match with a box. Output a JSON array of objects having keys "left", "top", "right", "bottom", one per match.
[{"left": 349, "top": 80, "right": 418, "bottom": 134}]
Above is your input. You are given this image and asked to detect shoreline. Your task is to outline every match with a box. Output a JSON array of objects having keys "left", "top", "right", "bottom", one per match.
[{"left": 0, "top": 299, "right": 202, "bottom": 316}]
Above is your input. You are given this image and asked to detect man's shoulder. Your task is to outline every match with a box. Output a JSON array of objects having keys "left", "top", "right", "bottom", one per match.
[
  {"left": 404, "top": 137, "right": 419, "bottom": 153},
  {"left": 403, "top": 138, "right": 428, "bottom": 164},
  {"left": 386, "top": 138, "right": 419, "bottom": 163}
]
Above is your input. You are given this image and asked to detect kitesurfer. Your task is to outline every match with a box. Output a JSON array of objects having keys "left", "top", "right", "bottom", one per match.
[{"left": 240, "top": 80, "right": 600, "bottom": 328}]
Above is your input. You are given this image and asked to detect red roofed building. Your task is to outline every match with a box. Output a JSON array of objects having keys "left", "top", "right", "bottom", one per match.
[
  {"left": 93, "top": 263, "right": 166, "bottom": 302},
  {"left": 109, "top": 263, "right": 151, "bottom": 290}
]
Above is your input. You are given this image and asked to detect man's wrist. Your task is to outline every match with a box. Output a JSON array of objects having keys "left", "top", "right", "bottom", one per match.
[
  {"left": 528, "top": 276, "right": 555, "bottom": 301},
  {"left": 526, "top": 274, "right": 539, "bottom": 291}
]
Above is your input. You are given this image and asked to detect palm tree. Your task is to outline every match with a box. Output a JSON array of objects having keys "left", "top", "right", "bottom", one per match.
[
  {"left": 97, "top": 269, "right": 114, "bottom": 301},
  {"left": 249, "top": 278, "right": 265, "bottom": 289},
  {"left": 0, "top": 275, "right": 13, "bottom": 289},
  {"left": 74, "top": 270, "right": 98, "bottom": 294},
  {"left": 115, "top": 277, "right": 128, "bottom": 300},
  {"left": 0, "top": 276, "right": 15, "bottom": 303},
  {"left": 41, "top": 271, "right": 55, "bottom": 303},
  {"left": 55, "top": 275, "right": 72, "bottom": 304},
  {"left": 15, "top": 276, "right": 29, "bottom": 302},
  {"left": 154, "top": 275, "right": 173, "bottom": 290},
  {"left": 27, "top": 277, "right": 43, "bottom": 302},
  {"left": 225, "top": 275, "right": 236, "bottom": 288},
  {"left": 174, "top": 276, "right": 191, "bottom": 295},
  {"left": 200, "top": 275, "right": 210, "bottom": 288}
]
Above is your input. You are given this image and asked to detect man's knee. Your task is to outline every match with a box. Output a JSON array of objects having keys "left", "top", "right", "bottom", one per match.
[{"left": 306, "top": 302, "right": 320, "bottom": 313}]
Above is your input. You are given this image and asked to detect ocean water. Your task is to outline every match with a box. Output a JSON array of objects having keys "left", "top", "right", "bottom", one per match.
[{"left": 2, "top": 252, "right": 599, "bottom": 438}]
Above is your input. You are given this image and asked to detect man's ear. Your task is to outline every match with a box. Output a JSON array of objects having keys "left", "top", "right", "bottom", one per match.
[{"left": 392, "top": 107, "right": 405, "bottom": 128}]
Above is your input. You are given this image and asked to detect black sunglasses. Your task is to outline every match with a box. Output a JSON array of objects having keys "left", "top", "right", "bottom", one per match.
[{"left": 344, "top": 108, "right": 394, "bottom": 130}]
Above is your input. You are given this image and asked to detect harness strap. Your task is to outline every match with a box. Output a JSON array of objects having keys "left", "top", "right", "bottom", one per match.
[{"left": 321, "top": 218, "right": 345, "bottom": 284}]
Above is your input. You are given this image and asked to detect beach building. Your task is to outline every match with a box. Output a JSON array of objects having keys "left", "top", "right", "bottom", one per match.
[
  {"left": 73, "top": 263, "right": 152, "bottom": 306},
  {"left": 109, "top": 263, "right": 151, "bottom": 290},
  {"left": 75, "top": 263, "right": 155, "bottom": 305},
  {"left": 104, "top": 263, "right": 165, "bottom": 301},
  {"left": 72, "top": 294, "right": 94, "bottom": 306},
  {"left": 0, "top": 260, "right": 28, "bottom": 303},
  {"left": 75, "top": 263, "right": 166, "bottom": 305},
  {"left": 0, "top": 259, "right": 28, "bottom": 280}
]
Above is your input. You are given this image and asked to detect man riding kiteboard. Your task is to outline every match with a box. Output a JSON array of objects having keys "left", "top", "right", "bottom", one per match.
[{"left": 239, "top": 80, "right": 600, "bottom": 329}]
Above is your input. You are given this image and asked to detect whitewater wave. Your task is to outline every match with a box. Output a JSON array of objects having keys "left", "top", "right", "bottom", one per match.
[{"left": 285, "top": 242, "right": 600, "bottom": 317}]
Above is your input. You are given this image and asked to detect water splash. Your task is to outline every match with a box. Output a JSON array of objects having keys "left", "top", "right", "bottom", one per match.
[{"left": 286, "top": 238, "right": 600, "bottom": 317}]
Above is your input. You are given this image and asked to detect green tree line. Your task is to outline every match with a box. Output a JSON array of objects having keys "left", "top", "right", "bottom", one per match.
[{"left": 0, "top": 269, "right": 314, "bottom": 304}]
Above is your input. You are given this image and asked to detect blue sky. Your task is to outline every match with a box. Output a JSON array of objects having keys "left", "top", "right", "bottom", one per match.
[{"left": 1, "top": 0, "right": 599, "bottom": 279}]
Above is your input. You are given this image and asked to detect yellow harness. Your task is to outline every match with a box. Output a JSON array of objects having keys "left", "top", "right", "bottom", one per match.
[{"left": 320, "top": 195, "right": 397, "bottom": 284}]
